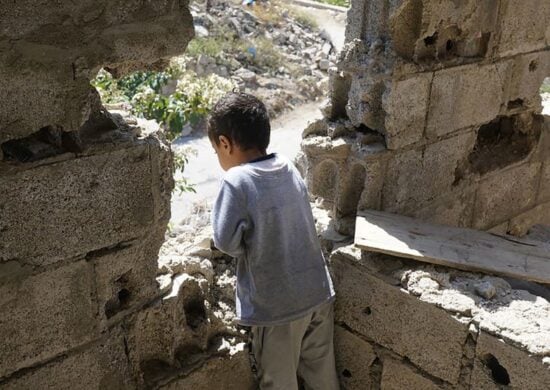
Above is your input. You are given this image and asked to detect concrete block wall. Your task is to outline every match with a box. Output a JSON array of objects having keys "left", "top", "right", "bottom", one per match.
[
  {"left": 0, "top": 1, "right": 254, "bottom": 388},
  {"left": 330, "top": 246, "right": 550, "bottom": 390},
  {"left": 303, "top": 0, "right": 550, "bottom": 236}
]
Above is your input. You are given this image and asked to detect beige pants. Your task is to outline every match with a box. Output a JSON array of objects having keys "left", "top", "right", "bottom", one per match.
[{"left": 247, "top": 301, "right": 340, "bottom": 390}]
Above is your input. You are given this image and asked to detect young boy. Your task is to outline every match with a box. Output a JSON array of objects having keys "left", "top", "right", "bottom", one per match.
[{"left": 208, "top": 92, "right": 339, "bottom": 390}]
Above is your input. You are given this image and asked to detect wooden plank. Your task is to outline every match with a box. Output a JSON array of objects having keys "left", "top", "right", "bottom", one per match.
[{"left": 354, "top": 210, "right": 550, "bottom": 284}]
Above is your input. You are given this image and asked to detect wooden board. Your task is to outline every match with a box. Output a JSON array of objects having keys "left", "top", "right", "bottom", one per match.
[{"left": 355, "top": 210, "right": 550, "bottom": 284}]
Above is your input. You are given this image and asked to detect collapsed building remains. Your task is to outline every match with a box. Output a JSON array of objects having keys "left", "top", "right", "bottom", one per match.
[{"left": 0, "top": 0, "right": 549, "bottom": 389}]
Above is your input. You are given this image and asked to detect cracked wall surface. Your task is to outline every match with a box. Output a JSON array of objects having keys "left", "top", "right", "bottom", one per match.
[
  {"left": 302, "top": 0, "right": 550, "bottom": 389},
  {"left": 303, "top": 0, "right": 550, "bottom": 236},
  {"left": 0, "top": 1, "right": 203, "bottom": 388}
]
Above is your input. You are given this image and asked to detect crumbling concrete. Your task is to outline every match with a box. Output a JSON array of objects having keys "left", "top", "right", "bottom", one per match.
[
  {"left": 302, "top": 0, "right": 550, "bottom": 389},
  {"left": 304, "top": 0, "right": 550, "bottom": 236},
  {"left": 331, "top": 245, "right": 550, "bottom": 389},
  {"left": 0, "top": 0, "right": 249, "bottom": 388}
]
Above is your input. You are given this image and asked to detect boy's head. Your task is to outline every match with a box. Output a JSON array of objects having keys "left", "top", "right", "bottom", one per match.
[{"left": 207, "top": 92, "right": 270, "bottom": 170}]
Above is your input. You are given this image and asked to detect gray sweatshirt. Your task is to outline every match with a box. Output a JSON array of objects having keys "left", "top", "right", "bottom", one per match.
[{"left": 212, "top": 153, "right": 335, "bottom": 326}]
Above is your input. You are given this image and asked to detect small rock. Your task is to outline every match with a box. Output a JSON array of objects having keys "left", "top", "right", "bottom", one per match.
[
  {"left": 235, "top": 68, "right": 257, "bottom": 83},
  {"left": 318, "top": 59, "right": 331, "bottom": 71},
  {"left": 321, "top": 42, "right": 332, "bottom": 56},
  {"left": 475, "top": 280, "right": 497, "bottom": 299},
  {"left": 198, "top": 54, "right": 213, "bottom": 66},
  {"left": 194, "top": 24, "right": 209, "bottom": 37}
]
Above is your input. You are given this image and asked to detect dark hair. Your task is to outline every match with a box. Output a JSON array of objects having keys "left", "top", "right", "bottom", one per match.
[{"left": 207, "top": 92, "right": 270, "bottom": 151}]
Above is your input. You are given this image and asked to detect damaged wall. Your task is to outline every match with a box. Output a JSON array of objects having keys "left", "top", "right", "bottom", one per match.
[
  {"left": 301, "top": 0, "right": 550, "bottom": 388},
  {"left": 0, "top": 1, "right": 210, "bottom": 388},
  {"left": 303, "top": 0, "right": 550, "bottom": 237}
]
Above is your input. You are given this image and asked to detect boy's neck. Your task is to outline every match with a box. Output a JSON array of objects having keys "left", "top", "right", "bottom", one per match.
[{"left": 237, "top": 148, "right": 267, "bottom": 165}]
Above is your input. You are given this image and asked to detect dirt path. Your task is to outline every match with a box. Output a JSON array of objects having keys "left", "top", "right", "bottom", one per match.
[
  {"left": 170, "top": 102, "right": 323, "bottom": 224},
  {"left": 169, "top": 3, "right": 346, "bottom": 224}
]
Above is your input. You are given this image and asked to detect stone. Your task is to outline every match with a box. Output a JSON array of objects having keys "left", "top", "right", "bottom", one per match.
[
  {"left": 331, "top": 249, "right": 469, "bottom": 384},
  {"left": 383, "top": 72, "right": 432, "bottom": 149},
  {"left": 318, "top": 59, "right": 331, "bottom": 71},
  {"left": 426, "top": 64, "right": 503, "bottom": 138},
  {"left": 0, "top": 260, "right": 97, "bottom": 378},
  {"left": 334, "top": 326, "right": 377, "bottom": 390},
  {"left": 1, "top": 329, "right": 134, "bottom": 389},
  {"left": 507, "top": 201, "right": 550, "bottom": 236},
  {"left": 471, "top": 332, "right": 550, "bottom": 389},
  {"left": 381, "top": 357, "right": 444, "bottom": 390},
  {"left": 234, "top": 68, "right": 257, "bottom": 84},
  {"left": 0, "top": 140, "right": 164, "bottom": 266},
  {"left": 473, "top": 163, "right": 541, "bottom": 229}
]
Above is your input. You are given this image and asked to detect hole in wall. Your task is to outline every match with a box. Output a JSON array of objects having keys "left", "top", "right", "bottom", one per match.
[
  {"left": 467, "top": 114, "right": 541, "bottom": 175},
  {"left": 184, "top": 298, "right": 207, "bottom": 330},
  {"left": 104, "top": 271, "right": 134, "bottom": 319},
  {"left": 342, "top": 369, "right": 352, "bottom": 378},
  {"left": 423, "top": 32, "right": 438, "bottom": 46},
  {"left": 363, "top": 307, "right": 372, "bottom": 315},
  {"left": 507, "top": 98, "right": 524, "bottom": 110},
  {"left": 481, "top": 354, "right": 511, "bottom": 385},
  {"left": 529, "top": 60, "right": 538, "bottom": 72}
]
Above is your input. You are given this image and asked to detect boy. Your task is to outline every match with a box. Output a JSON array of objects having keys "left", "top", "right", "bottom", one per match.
[{"left": 208, "top": 92, "right": 339, "bottom": 390}]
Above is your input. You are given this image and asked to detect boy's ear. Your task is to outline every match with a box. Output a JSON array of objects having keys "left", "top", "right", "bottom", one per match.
[{"left": 219, "top": 135, "right": 233, "bottom": 153}]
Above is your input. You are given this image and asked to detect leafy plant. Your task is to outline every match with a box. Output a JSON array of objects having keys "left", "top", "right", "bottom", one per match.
[{"left": 173, "top": 150, "right": 196, "bottom": 194}]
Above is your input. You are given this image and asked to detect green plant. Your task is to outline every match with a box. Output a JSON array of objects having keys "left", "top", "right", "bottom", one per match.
[
  {"left": 173, "top": 150, "right": 196, "bottom": 194},
  {"left": 130, "top": 72, "right": 235, "bottom": 140},
  {"left": 540, "top": 82, "right": 550, "bottom": 94}
]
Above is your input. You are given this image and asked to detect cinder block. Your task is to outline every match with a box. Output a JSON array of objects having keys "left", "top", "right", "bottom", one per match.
[
  {"left": 473, "top": 163, "right": 541, "bottom": 229},
  {"left": 160, "top": 352, "right": 255, "bottom": 390},
  {"left": 497, "top": 0, "right": 550, "bottom": 57},
  {"left": 383, "top": 73, "right": 432, "bottom": 149},
  {"left": 426, "top": 64, "right": 503, "bottom": 137},
  {"left": 411, "top": 183, "right": 477, "bottom": 228},
  {"left": 471, "top": 332, "right": 550, "bottom": 390},
  {"left": 508, "top": 201, "right": 550, "bottom": 236},
  {"left": 503, "top": 51, "right": 550, "bottom": 111},
  {"left": 0, "top": 260, "right": 96, "bottom": 378},
  {"left": 93, "top": 231, "right": 165, "bottom": 326},
  {"left": 334, "top": 326, "right": 377, "bottom": 389},
  {"left": 381, "top": 357, "right": 444, "bottom": 390},
  {"left": 331, "top": 250, "right": 469, "bottom": 384},
  {"left": 383, "top": 131, "right": 476, "bottom": 212},
  {"left": 0, "top": 141, "right": 164, "bottom": 266},
  {"left": 1, "top": 328, "right": 134, "bottom": 389},
  {"left": 356, "top": 157, "right": 388, "bottom": 211}
]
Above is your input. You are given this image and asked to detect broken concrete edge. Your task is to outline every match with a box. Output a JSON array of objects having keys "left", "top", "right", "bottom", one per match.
[{"left": 330, "top": 245, "right": 550, "bottom": 363}]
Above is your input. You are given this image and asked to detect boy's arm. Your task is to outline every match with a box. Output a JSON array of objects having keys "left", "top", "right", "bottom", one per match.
[{"left": 211, "top": 181, "right": 248, "bottom": 258}]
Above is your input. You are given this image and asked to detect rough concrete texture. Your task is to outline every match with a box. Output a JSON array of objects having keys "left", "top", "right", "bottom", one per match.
[
  {"left": 0, "top": 0, "right": 194, "bottom": 143},
  {"left": 160, "top": 353, "right": 254, "bottom": 390},
  {"left": 332, "top": 248, "right": 469, "bottom": 384},
  {"left": 303, "top": 0, "right": 550, "bottom": 238},
  {"left": 330, "top": 245, "right": 550, "bottom": 389},
  {"left": 0, "top": 0, "right": 197, "bottom": 387},
  {"left": 2, "top": 328, "right": 135, "bottom": 390}
]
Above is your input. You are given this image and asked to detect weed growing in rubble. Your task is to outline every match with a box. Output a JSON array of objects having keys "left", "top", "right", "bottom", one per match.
[{"left": 92, "top": 68, "right": 235, "bottom": 140}]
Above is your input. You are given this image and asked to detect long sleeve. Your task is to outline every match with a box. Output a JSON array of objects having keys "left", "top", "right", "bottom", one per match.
[{"left": 211, "top": 180, "right": 249, "bottom": 258}]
